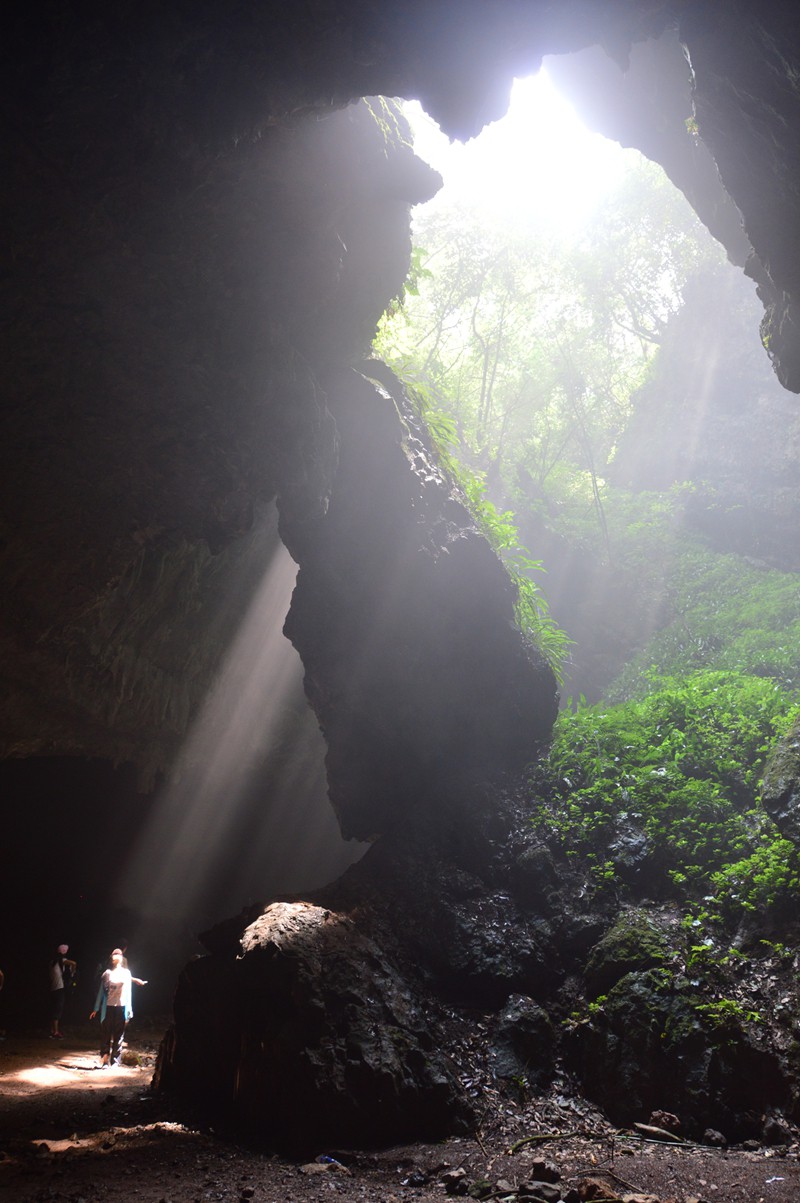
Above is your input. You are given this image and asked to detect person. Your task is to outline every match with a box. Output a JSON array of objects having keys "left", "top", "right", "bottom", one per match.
[
  {"left": 90, "top": 948, "right": 147, "bottom": 1067},
  {"left": 92, "top": 939, "right": 128, "bottom": 991},
  {"left": 49, "top": 944, "right": 77, "bottom": 1038}
]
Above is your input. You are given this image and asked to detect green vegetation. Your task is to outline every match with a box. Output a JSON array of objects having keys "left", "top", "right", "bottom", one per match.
[
  {"left": 374, "top": 107, "right": 800, "bottom": 969},
  {"left": 460, "top": 478, "right": 572, "bottom": 681},
  {"left": 398, "top": 377, "right": 573, "bottom": 680},
  {"left": 607, "top": 532, "right": 800, "bottom": 698},
  {"left": 376, "top": 159, "right": 722, "bottom": 528},
  {"left": 693, "top": 998, "right": 762, "bottom": 1029},
  {"left": 583, "top": 910, "right": 671, "bottom": 997},
  {"left": 529, "top": 671, "right": 799, "bottom": 917}
]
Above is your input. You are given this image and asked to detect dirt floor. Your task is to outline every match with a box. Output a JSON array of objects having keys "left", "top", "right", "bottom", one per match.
[{"left": 2, "top": 1024, "right": 800, "bottom": 1203}]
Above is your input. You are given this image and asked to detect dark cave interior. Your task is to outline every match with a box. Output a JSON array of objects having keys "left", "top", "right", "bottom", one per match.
[{"left": 4, "top": 0, "right": 800, "bottom": 1164}]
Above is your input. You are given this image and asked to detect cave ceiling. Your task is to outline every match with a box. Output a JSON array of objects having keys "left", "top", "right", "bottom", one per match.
[{"left": 4, "top": 1, "right": 800, "bottom": 836}]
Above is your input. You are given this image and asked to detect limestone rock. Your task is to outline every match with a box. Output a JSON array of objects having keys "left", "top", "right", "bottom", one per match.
[
  {"left": 157, "top": 901, "right": 472, "bottom": 1150},
  {"left": 511, "top": 842, "right": 560, "bottom": 911},
  {"left": 761, "top": 716, "right": 800, "bottom": 844},
  {"left": 583, "top": 911, "right": 670, "bottom": 999},
  {"left": 282, "top": 367, "right": 558, "bottom": 839},
  {"left": 566, "top": 968, "right": 789, "bottom": 1140},
  {"left": 489, "top": 995, "right": 557, "bottom": 1090}
]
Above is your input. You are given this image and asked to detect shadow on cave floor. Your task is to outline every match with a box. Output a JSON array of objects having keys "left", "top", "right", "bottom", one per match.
[{"left": 2, "top": 1027, "right": 799, "bottom": 1202}]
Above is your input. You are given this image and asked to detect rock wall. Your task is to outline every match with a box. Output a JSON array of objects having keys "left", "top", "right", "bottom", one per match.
[
  {"left": 6, "top": 0, "right": 800, "bottom": 815},
  {"left": 1, "top": 83, "right": 445, "bottom": 788},
  {"left": 548, "top": 6, "right": 800, "bottom": 394},
  {"left": 4, "top": 4, "right": 570, "bottom": 830},
  {"left": 281, "top": 366, "right": 557, "bottom": 839}
]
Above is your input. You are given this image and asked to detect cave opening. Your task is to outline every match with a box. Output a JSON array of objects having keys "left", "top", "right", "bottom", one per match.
[
  {"left": 4, "top": 6, "right": 800, "bottom": 1185},
  {"left": 389, "top": 50, "right": 794, "bottom": 707}
]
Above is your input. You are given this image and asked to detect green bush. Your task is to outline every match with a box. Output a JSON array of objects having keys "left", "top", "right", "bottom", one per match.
[
  {"left": 530, "top": 670, "right": 798, "bottom": 904},
  {"left": 608, "top": 542, "right": 800, "bottom": 698}
]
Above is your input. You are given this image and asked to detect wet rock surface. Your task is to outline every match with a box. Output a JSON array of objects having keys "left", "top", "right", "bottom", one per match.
[
  {"left": 762, "top": 716, "right": 800, "bottom": 842},
  {"left": 565, "top": 967, "right": 790, "bottom": 1141},
  {"left": 158, "top": 786, "right": 800, "bottom": 1153},
  {"left": 583, "top": 911, "right": 671, "bottom": 999},
  {"left": 489, "top": 995, "right": 557, "bottom": 1091}
]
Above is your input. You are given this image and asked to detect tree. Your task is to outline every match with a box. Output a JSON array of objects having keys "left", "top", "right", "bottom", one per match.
[{"left": 376, "top": 157, "right": 722, "bottom": 550}]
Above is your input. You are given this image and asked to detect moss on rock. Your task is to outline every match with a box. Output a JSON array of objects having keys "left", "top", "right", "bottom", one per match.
[
  {"left": 584, "top": 909, "right": 670, "bottom": 998},
  {"left": 762, "top": 716, "right": 800, "bottom": 844}
]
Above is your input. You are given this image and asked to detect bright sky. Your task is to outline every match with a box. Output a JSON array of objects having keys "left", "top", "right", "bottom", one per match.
[{"left": 406, "top": 66, "right": 632, "bottom": 234}]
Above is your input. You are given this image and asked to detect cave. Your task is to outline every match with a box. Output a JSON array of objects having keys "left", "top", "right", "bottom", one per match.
[{"left": 4, "top": 0, "right": 800, "bottom": 1185}]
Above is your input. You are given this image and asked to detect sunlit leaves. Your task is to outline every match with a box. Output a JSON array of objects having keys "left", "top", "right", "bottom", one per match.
[
  {"left": 530, "top": 670, "right": 798, "bottom": 900},
  {"left": 375, "top": 158, "right": 721, "bottom": 522}
]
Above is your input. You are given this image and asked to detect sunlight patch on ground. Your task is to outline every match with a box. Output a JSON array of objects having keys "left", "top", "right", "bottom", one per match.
[
  {"left": 34, "top": 1121, "right": 193, "bottom": 1156},
  {"left": 7, "top": 1055, "right": 147, "bottom": 1089}
]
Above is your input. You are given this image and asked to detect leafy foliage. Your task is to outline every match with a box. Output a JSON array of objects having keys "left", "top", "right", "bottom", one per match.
[
  {"left": 376, "top": 159, "right": 722, "bottom": 520},
  {"left": 377, "top": 108, "right": 800, "bottom": 965},
  {"left": 399, "top": 375, "right": 573, "bottom": 681},
  {"left": 530, "top": 671, "right": 798, "bottom": 902},
  {"left": 604, "top": 511, "right": 800, "bottom": 698}
]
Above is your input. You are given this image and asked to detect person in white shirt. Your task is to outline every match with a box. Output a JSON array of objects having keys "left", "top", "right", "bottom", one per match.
[{"left": 90, "top": 948, "right": 147, "bottom": 1067}]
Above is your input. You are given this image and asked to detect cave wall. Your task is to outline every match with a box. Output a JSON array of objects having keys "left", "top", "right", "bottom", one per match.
[
  {"left": 1, "top": 84, "right": 441, "bottom": 781},
  {"left": 546, "top": 5, "right": 800, "bottom": 394},
  {"left": 5, "top": 1, "right": 800, "bottom": 839},
  {"left": 282, "top": 366, "right": 556, "bottom": 838}
]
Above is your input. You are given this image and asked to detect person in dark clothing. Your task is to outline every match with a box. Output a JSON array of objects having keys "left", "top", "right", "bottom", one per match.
[{"left": 49, "top": 944, "right": 76, "bottom": 1038}]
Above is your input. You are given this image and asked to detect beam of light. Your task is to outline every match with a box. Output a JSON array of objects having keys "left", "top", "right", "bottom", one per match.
[
  {"left": 406, "top": 67, "right": 630, "bottom": 234},
  {"left": 116, "top": 513, "right": 366, "bottom": 930}
]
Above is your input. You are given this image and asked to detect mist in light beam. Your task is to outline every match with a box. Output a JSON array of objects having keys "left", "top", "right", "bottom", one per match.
[{"left": 118, "top": 509, "right": 365, "bottom": 927}]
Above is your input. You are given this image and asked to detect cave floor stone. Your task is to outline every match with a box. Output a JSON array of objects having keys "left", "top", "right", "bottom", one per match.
[{"left": 2, "top": 1028, "right": 799, "bottom": 1202}]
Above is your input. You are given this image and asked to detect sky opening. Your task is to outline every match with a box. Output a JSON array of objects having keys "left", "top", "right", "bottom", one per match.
[{"left": 406, "top": 67, "right": 632, "bottom": 234}]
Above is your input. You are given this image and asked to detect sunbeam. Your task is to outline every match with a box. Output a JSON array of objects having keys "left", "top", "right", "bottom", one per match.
[{"left": 117, "top": 510, "right": 365, "bottom": 928}]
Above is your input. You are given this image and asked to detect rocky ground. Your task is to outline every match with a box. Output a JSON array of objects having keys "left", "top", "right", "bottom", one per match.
[{"left": 2, "top": 1024, "right": 799, "bottom": 1203}]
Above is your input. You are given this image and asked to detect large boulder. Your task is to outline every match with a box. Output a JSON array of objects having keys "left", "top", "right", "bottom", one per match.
[
  {"left": 489, "top": 994, "right": 557, "bottom": 1090},
  {"left": 566, "top": 969, "right": 789, "bottom": 1140},
  {"left": 155, "top": 901, "right": 472, "bottom": 1151},
  {"left": 583, "top": 910, "right": 671, "bottom": 999}
]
